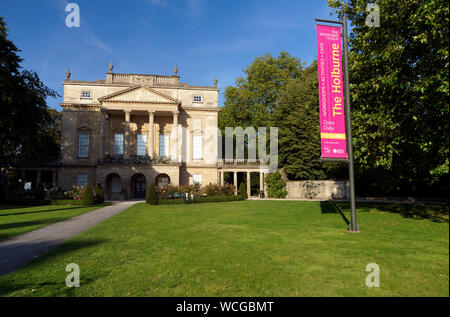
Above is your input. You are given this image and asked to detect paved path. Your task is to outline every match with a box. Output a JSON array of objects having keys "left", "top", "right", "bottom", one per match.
[{"left": 0, "top": 200, "right": 141, "bottom": 277}]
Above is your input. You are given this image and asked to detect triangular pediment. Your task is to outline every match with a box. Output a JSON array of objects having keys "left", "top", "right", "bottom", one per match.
[{"left": 99, "top": 86, "right": 179, "bottom": 104}]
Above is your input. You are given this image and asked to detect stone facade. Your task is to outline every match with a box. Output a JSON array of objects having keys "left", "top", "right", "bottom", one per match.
[{"left": 59, "top": 64, "right": 222, "bottom": 200}]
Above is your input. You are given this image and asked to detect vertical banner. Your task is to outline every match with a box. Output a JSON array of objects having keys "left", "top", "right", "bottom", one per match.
[{"left": 316, "top": 24, "right": 348, "bottom": 159}]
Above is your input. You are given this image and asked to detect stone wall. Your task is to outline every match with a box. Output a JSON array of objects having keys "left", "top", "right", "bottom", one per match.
[{"left": 286, "top": 180, "right": 350, "bottom": 200}]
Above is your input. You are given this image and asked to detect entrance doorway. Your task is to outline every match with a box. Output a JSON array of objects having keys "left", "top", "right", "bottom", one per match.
[
  {"left": 131, "top": 173, "right": 146, "bottom": 199},
  {"left": 106, "top": 173, "right": 121, "bottom": 200}
]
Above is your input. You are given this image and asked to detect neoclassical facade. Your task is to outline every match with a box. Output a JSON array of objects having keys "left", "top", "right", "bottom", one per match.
[
  {"left": 57, "top": 62, "right": 269, "bottom": 200},
  {"left": 59, "top": 63, "right": 225, "bottom": 199}
]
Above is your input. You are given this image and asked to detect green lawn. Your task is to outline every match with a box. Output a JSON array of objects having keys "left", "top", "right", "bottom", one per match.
[
  {"left": 0, "top": 204, "right": 108, "bottom": 241},
  {"left": 0, "top": 201, "right": 448, "bottom": 297}
]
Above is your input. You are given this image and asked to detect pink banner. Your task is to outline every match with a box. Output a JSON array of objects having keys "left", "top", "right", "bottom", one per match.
[{"left": 316, "top": 24, "right": 348, "bottom": 159}]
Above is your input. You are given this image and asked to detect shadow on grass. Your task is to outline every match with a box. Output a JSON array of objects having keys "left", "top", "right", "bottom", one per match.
[
  {"left": 0, "top": 205, "right": 109, "bottom": 217},
  {"left": 0, "top": 239, "right": 108, "bottom": 294},
  {"left": 320, "top": 201, "right": 350, "bottom": 225},
  {"left": 0, "top": 218, "right": 70, "bottom": 241},
  {"left": 334, "top": 201, "right": 449, "bottom": 223},
  {"left": 0, "top": 275, "right": 100, "bottom": 297}
]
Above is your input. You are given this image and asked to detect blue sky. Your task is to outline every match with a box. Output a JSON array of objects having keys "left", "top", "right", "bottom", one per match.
[{"left": 0, "top": 0, "right": 336, "bottom": 109}]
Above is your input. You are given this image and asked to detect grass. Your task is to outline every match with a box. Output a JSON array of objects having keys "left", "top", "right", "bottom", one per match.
[
  {"left": 0, "top": 200, "right": 448, "bottom": 297},
  {"left": 0, "top": 203, "right": 109, "bottom": 241}
]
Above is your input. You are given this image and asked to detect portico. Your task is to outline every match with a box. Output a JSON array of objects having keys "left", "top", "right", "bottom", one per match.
[{"left": 97, "top": 86, "right": 181, "bottom": 161}]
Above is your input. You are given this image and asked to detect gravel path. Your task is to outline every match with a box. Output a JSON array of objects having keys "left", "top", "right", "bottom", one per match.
[{"left": 0, "top": 200, "right": 141, "bottom": 277}]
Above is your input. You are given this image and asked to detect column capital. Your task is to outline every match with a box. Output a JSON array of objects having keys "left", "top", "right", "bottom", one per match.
[
  {"left": 172, "top": 110, "right": 179, "bottom": 115},
  {"left": 148, "top": 109, "right": 155, "bottom": 114}
]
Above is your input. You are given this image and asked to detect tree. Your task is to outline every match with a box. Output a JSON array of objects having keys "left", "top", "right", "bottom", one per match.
[
  {"left": 328, "top": 0, "right": 449, "bottom": 195},
  {"left": 238, "top": 182, "right": 247, "bottom": 200},
  {"left": 219, "top": 52, "right": 304, "bottom": 130},
  {"left": 146, "top": 183, "right": 158, "bottom": 205},
  {"left": 272, "top": 61, "right": 346, "bottom": 180},
  {"left": 82, "top": 182, "right": 95, "bottom": 205},
  {"left": 95, "top": 183, "right": 104, "bottom": 204},
  {"left": 0, "top": 17, "right": 59, "bottom": 159},
  {"left": 264, "top": 171, "right": 288, "bottom": 198}
]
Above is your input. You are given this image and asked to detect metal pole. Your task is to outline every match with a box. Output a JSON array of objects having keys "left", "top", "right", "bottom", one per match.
[{"left": 342, "top": 14, "right": 359, "bottom": 232}]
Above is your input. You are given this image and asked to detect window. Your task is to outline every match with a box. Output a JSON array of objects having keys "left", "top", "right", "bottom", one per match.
[
  {"left": 193, "top": 174, "right": 202, "bottom": 185},
  {"left": 193, "top": 95, "right": 203, "bottom": 103},
  {"left": 156, "top": 174, "right": 170, "bottom": 187},
  {"left": 159, "top": 134, "right": 169, "bottom": 157},
  {"left": 137, "top": 134, "right": 147, "bottom": 156},
  {"left": 193, "top": 135, "right": 202, "bottom": 160},
  {"left": 78, "top": 133, "right": 89, "bottom": 157},
  {"left": 114, "top": 133, "right": 124, "bottom": 156},
  {"left": 81, "top": 91, "right": 91, "bottom": 99},
  {"left": 76, "top": 174, "right": 88, "bottom": 187}
]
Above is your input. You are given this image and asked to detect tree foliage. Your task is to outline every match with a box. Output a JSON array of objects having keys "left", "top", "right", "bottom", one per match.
[
  {"left": 238, "top": 182, "right": 247, "bottom": 200},
  {"left": 219, "top": 52, "right": 304, "bottom": 130},
  {"left": 146, "top": 183, "right": 158, "bottom": 205},
  {"left": 264, "top": 171, "right": 288, "bottom": 198},
  {"left": 0, "top": 17, "right": 60, "bottom": 159},
  {"left": 95, "top": 183, "right": 105, "bottom": 204},
  {"left": 272, "top": 61, "right": 347, "bottom": 180},
  {"left": 328, "top": 0, "right": 449, "bottom": 195},
  {"left": 82, "top": 182, "right": 95, "bottom": 205}
]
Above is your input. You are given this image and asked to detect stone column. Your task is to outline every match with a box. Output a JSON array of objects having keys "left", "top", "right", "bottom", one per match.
[
  {"left": 233, "top": 172, "right": 238, "bottom": 195},
  {"left": 148, "top": 110, "right": 154, "bottom": 158},
  {"left": 36, "top": 171, "right": 41, "bottom": 189},
  {"left": 20, "top": 170, "right": 25, "bottom": 193},
  {"left": 259, "top": 172, "right": 264, "bottom": 197},
  {"left": 172, "top": 111, "right": 179, "bottom": 162},
  {"left": 220, "top": 171, "right": 224, "bottom": 186},
  {"left": 124, "top": 110, "right": 131, "bottom": 159},
  {"left": 263, "top": 173, "right": 268, "bottom": 197},
  {"left": 52, "top": 170, "right": 57, "bottom": 187},
  {"left": 99, "top": 109, "right": 106, "bottom": 160},
  {"left": 247, "top": 171, "right": 251, "bottom": 198}
]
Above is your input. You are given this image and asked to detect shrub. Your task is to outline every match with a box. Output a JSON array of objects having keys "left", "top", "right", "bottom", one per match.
[
  {"left": 81, "top": 182, "right": 96, "bottom": 205},
  {"left": 202, "top": 183, "right": 236, "bottom": 197},
  {"left": 146, "top": 183, "right": 158, "bottom": 205},
  {"left": 265, "top": 171, "right": 288, "bottom": 198},
  {"left": 156, "top": 184, "right": 181, "bottom": 199},
  {"left": 221, "top": 183, "right": 236, "bottom": 196},
  {"left": 95, "top": 183, "right": 105, "bottom": 204},
  {"left": 238, "top": 182, "right": 247, "bottom": 200},
  {"left": 202, "top": 183, "right": 222, "bottom": 197},
  {"left": 47, "top": 186, "right": 67, "bottom": 200},
  {"left": 69, "top": 185, "right": 84, "bottom": 200}
]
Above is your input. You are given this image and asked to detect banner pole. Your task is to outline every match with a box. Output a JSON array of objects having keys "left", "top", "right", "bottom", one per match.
[{"left": 342, "top": 13, "right": 359, "bottom": 232}]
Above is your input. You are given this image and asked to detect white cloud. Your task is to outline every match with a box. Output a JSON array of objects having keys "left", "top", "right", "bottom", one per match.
[{"left": 147, "top": 0, "right": 170, "bottom": 7}]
